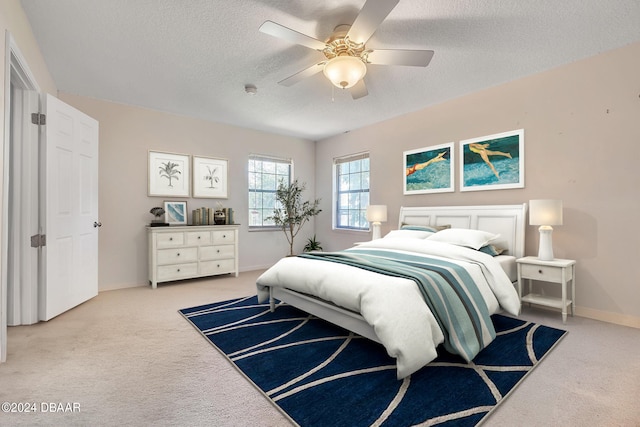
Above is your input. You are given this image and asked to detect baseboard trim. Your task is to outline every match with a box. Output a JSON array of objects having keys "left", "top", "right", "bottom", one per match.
[
  {"left": 575, "top": 306, "right": 640, "bottom": 329},
  {"left": 523, "top": 302, "right": 640, "bottom": 329},
  {"left": 240, "top": 264, "right": 273, "bottom": 272}
]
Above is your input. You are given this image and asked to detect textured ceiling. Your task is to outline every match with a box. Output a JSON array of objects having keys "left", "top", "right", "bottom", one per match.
[{"left": 20, "top": 0, "right": 640, "bottom": 141}]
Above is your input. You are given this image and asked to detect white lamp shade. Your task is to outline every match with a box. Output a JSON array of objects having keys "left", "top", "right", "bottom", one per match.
[
  {"left": 529, "top": 199, "right": 563, "bottom": 226},
  {"left": 365, "top": 205, "right": 387, "bottom": 223},
  {"left": 323, "top": 56, "right": 367, "bottom": 89}
]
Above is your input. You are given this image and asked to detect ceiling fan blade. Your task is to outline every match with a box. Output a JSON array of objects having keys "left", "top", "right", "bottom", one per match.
[
  {"left": 350, "top": 79, "right": 368, "bottom": 99},
  {"left": 347, "top": 0, "right": 400, "bottom": 44},
  {"left": 259, "top": 21, "right": 326, "bottom": 51},
  {"left": 278, "top": 62, "right": 325, "bottom": 87},
  {"left": 367, "top": 49, "right": 434, "bottom": 67}
]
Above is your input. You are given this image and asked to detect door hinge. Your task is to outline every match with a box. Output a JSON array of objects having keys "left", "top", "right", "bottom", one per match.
[
  {"left": 31, "top": 113, "right": 46, "bottom": 125},
  {"left": 30, "top": 234, "right": 46, "bottom": 248}
]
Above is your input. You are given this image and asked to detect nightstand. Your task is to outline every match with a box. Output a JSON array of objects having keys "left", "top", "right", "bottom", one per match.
[{"left": 516, "top": 256, "right": 576, "bottom": 323}]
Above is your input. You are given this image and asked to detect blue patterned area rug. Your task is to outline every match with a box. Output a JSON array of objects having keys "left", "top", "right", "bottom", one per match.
[{"left": 179, "top": 296, "right": 566, "bottom": 427}]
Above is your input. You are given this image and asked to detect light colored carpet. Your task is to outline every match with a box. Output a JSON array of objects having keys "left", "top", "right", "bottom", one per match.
[{"left": 1, "top": 271, "right": 639, "bottom": 426}]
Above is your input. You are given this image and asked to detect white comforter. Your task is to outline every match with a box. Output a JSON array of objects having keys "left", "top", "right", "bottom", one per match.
[{"left": 256, "top": 238, "right": 521, "bottom": 379}]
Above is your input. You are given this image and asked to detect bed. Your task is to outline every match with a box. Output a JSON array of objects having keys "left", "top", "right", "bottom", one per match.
[{"left": 256, "top": 204, "right": 527, "bottom": 378}]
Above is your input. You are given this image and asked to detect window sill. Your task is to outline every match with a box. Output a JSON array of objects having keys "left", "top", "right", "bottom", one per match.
[{"left": 248, "top": 226, "right": 281, "bottom": 232}]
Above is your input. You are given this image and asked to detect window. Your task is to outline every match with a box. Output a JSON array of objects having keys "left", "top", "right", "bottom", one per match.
[
  {"left": 334, "top": 153, "right": 370, "bottom": 230},
  {"left": 248, "top": 155, "right": 292, "bottom": 228}
]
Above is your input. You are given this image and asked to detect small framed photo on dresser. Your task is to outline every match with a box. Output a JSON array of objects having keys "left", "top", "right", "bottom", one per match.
[{"left": 163, "top": 201, "right": 187, "bottom": 225}]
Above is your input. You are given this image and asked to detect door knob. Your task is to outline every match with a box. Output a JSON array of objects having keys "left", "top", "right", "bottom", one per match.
[{"left": 93, "top": 221, "right": 102, "bottom": 228}]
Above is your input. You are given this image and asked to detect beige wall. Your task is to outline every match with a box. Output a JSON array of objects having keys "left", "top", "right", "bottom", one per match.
[
  {"left": 59, "top": 94, "right": 316, "bottom": 291},
  {"left": 316, "top": 42, "right": 640, "bottom": 327}
]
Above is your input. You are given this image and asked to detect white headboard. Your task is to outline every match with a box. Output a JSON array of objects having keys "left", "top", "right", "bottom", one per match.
[{"left": 398, "top": 204, "right": 528, "bottom": 258}]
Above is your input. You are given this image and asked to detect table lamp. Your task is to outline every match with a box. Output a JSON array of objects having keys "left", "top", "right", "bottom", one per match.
[
  {"left": 529, "top": 199, "right": 563, "bottom": 261},
  {"left": 366, "top": 205, "right": 387, "bottom": 240}
]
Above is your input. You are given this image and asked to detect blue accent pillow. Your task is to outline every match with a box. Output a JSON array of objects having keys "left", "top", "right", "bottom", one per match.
[
  {"left": 478, "top": 244, "right": 506, "bottom": 256},
  {"left": 401, "top": 225, "right": 439, "bottom": 233},
  {"left": 401, "top": 224, "right": 451, "bottom": 232}
]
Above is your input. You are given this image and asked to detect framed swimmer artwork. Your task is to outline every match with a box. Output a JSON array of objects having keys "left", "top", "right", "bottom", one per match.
[
  {"left": 404, "top": 142, "right": 455, "bottom": 195},
  {"left": 459, "top": 129, "right": 525, "bottom": 192}
]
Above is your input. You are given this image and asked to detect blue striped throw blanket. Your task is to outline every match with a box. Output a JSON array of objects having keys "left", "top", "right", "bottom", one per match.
[{"left": 298, "top": 248, "right": 496, "bottom": 362}]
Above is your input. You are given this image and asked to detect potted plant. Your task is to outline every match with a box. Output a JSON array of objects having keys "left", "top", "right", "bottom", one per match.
[
  {"left": 303, "top": 235, "right": 323, "bottom": 252},
  {"left": 268, "top": 179, "right": 321, "bottom": 256}
]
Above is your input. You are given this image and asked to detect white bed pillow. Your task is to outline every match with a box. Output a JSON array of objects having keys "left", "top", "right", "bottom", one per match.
[
  {"left": 383, "top": 229, "right": 434, "bottom": 239},
  {"left": 426, "top": 228, "right": 499, "bottom": 250}
]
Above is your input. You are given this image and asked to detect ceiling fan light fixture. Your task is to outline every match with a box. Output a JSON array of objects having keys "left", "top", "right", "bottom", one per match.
[{"left": 323, "top": 55, "right": 367, "bottom": 89}]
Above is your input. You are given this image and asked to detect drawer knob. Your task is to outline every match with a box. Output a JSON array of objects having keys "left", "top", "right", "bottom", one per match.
[
  {"left": 177, "top": 268, "right": 181, "bottom": 272},
  {"left": 169, "top": 237, "right": 173, "bottom": 241},
  {"left": 217, "top": 249, "right": 220, "bottom": 253},
  {"left": 198, "top": 236, "right": 201, "bottom": 239},
  {"left": 223, "top": 234, "right": 226, "bottom": 238},
  {"left": 217, "top": 264, "right": 220, "bottom": 268},
  {"left": 538, "top": 269, "right": 543, "bottom": 274},
  {"left": 177, "top": 253, "right": 180, "bottom": 256}
]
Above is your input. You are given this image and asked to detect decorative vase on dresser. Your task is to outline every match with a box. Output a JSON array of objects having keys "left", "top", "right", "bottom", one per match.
[
  {"left": 147, "top": 224, "right": 239, "bottom": 288},
  {"left": 214, "top": 209, "right": 226, "bottom": 225}
]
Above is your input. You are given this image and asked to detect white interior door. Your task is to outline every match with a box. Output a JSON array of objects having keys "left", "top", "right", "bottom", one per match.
[{"left": 41, "top": 94, "right": 99, "bottom": 321}]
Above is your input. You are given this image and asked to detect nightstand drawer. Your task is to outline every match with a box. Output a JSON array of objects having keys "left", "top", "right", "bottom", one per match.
[{"left": 520, "top": 263, "right": 568, "bottom": 282}]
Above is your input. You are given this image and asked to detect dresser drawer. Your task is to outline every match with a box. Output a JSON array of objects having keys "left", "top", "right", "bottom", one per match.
[
  {"left": 157, "top": 263, "right": 198, "bottom": 281},
  {"left": 213, "top": 230, "right": 235, "bottom": 244},
  {"left": 186, "top": 230, "right": 212, "bottom": 246},
  {"left": 200, "top": 244, "right": 235, "bottom": 260},
  {"left": 157, "top": 247, "right": 198, "bottom": 265},
  {"left": 199, "top": 259, "right": 235, "bottom": 275},
  {"left": 156, "top": 232, "right": 185, "bottom": 248},
  {"left": 520, "top": 264, "right": 567, "bottom": 282}
]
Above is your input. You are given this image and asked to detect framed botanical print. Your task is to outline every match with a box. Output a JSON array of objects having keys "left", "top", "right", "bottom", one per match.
[
  {"left": 192, "top": 156, "right": 228, "bottom": 198},
  {"left": 404, "top": 142, "right": 454, "bottom": 195},
  {"left": 459, "top": 129, "right": 524, "bottom": 192},
  {"left": 148, "top": 151, "right": 190, "bottom": 197}
]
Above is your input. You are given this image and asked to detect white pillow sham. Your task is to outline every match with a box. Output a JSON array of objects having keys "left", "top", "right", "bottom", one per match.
[
  {"left": 383, "top": 229, "right": 434, "bottom": 239},
  {"left": 426, "top": 228, "right": 499, "bottom": 250}
]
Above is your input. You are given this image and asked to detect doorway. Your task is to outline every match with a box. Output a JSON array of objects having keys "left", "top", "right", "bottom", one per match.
[{"left": 2, "top": 33, "right": 41, "bottom": 362}]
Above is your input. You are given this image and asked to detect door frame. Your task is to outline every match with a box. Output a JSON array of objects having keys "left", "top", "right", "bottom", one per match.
[{"left": 1, "top": 31, "right": 41, "bottom": 362}]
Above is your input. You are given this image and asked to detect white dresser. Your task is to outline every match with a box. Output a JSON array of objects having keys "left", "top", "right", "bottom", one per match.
[{"left": 147, "top": 225, "right": 239, "bottom": 288}]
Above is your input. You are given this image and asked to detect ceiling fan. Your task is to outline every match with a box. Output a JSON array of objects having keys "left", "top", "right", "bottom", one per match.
[{"left": 259, "top": 0, "right": 434, "bottom": 99}]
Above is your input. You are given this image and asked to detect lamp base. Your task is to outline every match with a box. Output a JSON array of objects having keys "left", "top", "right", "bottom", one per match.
[
  {"left": 537, "top": 226, "right": 554, "bottom": 261},
  {"left": 371, "top": 222, "right": 381, "bottom": 240}
]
